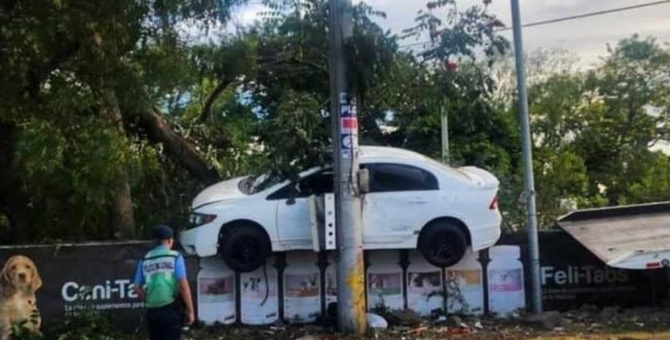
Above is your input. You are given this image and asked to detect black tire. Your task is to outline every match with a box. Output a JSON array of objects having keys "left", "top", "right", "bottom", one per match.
[
  {"left": 418, "top": 221, "right": 468, "bottom": 268},
  {"left": 219, "top": 225, "right": 271, "bottom": 273}
]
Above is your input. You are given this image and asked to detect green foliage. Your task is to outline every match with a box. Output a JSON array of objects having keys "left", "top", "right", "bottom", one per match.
[
  {"left": 0, "top": 0, "right": 251, "bottom": 241},
  {"left": 11, "top": 310, "right": 142, "bottom": 340},
  {"left": 2, "top": 0, "right": 670, "bottom": 241},
  {"left": 244, "top": 0, "right": 401, "bottom": 176},
  {"left": 522, "top": 34, "right": 670, "bottom": 225},
  {"left": 256, "top": 90, "right": 330, "bottom": 181},
  {"left": 402, "top": 0, "right": 509, "bottom": 65}
]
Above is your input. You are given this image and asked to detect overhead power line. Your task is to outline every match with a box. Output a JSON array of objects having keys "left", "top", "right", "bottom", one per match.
[
  {"left": 502, "top": 0, "right": 670, "bottom": 30},
  {"left": 399, "top": 0, "right": 670, "bottom": 49}
]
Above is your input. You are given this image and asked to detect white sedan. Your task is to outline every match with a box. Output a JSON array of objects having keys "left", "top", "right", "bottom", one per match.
[{"left": 179, "top": 146, "right": 502, "bottom": 272}]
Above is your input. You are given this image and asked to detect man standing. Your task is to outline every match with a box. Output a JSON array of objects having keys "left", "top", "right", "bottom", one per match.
[{"left": 133, "top": 224, "right": 195, "bottom": 340}]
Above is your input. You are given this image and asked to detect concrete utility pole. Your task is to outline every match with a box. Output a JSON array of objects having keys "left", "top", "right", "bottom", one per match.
[
  {"left": 328, "top": 0, "right": 367, "bottom": 334},
  {"left": 511, "top": 0, "right": 543, "bottom": 314},
  {"left": 440, "top": 104, "right": 450, "bottom": 164}
]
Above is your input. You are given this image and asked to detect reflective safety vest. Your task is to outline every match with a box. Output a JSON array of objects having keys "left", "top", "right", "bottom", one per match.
[{"left": 141, "top": 247, "right": 180, "bottom": 308}]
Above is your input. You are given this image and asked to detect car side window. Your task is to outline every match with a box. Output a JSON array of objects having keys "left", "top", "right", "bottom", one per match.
[
  {"left": 267, "top": 169, "right": 334, "bottom": 200},
  {"left": 298, "top": 170, "right": 333, "bottom": 197},
  {"left": 367, "top": 163, "right": 438, "bottom": 192}
]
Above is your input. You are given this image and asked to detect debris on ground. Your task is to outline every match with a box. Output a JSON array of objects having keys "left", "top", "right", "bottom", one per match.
[
  {"left": 180, "top": 306, "right": 670, "bottom": 340},
  {"left": 366, "top": 313, "right": 388, "bottom": 330},
  {"left": 525, "top": 311, "right": 564, "bottom": 330}
]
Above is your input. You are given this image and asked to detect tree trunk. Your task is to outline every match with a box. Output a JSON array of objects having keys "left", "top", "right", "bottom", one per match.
[
  {"left": 132, "top": 107, "right": 221, "bottom": 185},
  {"left": 109, "top": 172, "right": 135, "bottom": 239},
  {"left": 0, "top": 121, "right": 30, "bottom": 243},
  {"left": 102, "top": 92, "right": 136, "bottom": 239}
]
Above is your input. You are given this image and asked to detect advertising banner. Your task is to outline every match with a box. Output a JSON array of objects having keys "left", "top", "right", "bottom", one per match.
[
  {"left": 499, "top": 231, "right": 668, "bottom": 311},
  {"left": 2, "top": 229, "right": 668, "bottom": 334},
  {"left": 0, "top": 242, "right": 198, "bottom": 331}
]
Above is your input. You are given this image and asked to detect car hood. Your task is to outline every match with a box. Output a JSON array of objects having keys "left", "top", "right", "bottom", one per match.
[{"left": 192, "top": 176, "right": 248, "bottom": 209}]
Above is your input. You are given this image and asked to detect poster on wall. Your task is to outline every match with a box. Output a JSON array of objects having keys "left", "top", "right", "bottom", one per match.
[
  {"left": 240, "top": 258, "right": 278, "bottom": 325},
  {"left": 0, "top": 242, "right": 199, "bottom": 334},
  {"left": 197, "top": 257, "right": 236, "bottom": 325},
  {"left": 445, "top": 248, "right": 484, "bottom": 315},
  {"left": 284, "top": 251, "right": 321, "bottom": 323},
  {"left": 406, "top": 251, "right": 443, "bottom": 316},
  {"left": 367, "top": 250, "right": 403, "bottom": 311},
  {"left": 445, "top": 269, "right": 483, "bottom": 314},
  {"left": 487, "top": 245, "right": 526, "bottom": 317}
]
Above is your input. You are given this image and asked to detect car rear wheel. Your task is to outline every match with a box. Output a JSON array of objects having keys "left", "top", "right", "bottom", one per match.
[
  {"left": 418, "top": 221, "right": 467, "bottom": 268},
  {"left": 219, "top": 225, "right": 271, "bottom": 273}
]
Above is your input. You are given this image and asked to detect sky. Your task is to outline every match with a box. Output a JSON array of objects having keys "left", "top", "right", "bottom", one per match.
[{"left": 226, "top": 0, "right": 670, "bottom": 70}]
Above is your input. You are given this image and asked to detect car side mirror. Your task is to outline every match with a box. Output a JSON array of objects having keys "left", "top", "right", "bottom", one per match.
[
  {"left": 358, "top": 168, "right": 370, "bottom": 194},
  {"left": 286, "top": 184, "right": 299, "bottom": 205}
]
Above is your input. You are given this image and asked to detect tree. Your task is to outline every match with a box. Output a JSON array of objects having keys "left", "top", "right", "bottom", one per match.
[
  {"left": 521, "top": 35, "right": 670, "bottom": 225},
  {"left": 0, "top": 0, "right": 247, "bottom": 241},
  {"left": 575, "top": 35, "right": 670, "bottom": 205},
  {"left": 4, "top": 0, "right": 667, "bottom": 243},
  {"left": 241, "top": 0, "right": 399, "bottom": 180},
  {"left": 384, "top": 0, "right": 526, "bottom": 227}
]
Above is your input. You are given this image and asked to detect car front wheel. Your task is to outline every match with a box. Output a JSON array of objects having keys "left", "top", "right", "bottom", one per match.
[
  {"left": 219, "top": 225, "right": 271, "bottom": 273},
  {"left": 418, "top": 221, "right": 467, "bottom": 268}
]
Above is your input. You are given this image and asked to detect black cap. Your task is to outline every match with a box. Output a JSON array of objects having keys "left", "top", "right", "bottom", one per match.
[{"left": 152, "top": 224, "right": 174, "bottom": 240}]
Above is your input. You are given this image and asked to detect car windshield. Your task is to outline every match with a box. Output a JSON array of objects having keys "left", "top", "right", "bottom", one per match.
[
  {"left": 248, "top": 172, "right": 283, "bottom": 194},
  {"left": 245, "top": 167, "right": 323, "bottom": 194}
]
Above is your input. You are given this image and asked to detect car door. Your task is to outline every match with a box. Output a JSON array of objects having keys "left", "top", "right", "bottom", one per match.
[
  {"left": 270, "top": 169, "right": 334, "bottom": 250},
  {"left": 362, "top": 163, "right": 440, "bottom": 246}
]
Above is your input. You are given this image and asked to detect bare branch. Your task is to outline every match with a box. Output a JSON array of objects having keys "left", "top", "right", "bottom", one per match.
[{"left": 197, "top": 77, "right": 234, "bottom": 124}]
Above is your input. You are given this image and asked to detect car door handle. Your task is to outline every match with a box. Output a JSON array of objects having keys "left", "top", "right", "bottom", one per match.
[{"left": 409, "top": 198, "right": 429, "bottom": 204}]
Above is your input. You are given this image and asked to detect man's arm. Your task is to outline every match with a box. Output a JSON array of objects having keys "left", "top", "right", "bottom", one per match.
[
  {"left": 133, "top": 260, "right": 145, "bottom": 299},
  {"left": 174, "top": 254, "right": 195, "bottom": 324}
]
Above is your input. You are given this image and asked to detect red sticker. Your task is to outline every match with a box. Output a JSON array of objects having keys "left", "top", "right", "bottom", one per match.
[{"left": 341, "top": 117, "right": 358, "bottom": 132}]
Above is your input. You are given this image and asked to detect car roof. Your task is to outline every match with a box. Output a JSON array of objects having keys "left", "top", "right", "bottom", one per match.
[
  {"left": 358, "top": 145, "right": 472, "bottom": 181},
  {"left": 358, "top": 145, "right": 428, "bottom": 162}
]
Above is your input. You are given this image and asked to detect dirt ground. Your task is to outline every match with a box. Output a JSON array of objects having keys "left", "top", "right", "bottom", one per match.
[{"left": 180, "top": 306, "right": 670, "bottom": 340}]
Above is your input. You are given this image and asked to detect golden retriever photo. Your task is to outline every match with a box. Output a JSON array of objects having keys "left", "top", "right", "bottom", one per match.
[{"left": 0, "top": 255, "right": 43, "bottom": 339}]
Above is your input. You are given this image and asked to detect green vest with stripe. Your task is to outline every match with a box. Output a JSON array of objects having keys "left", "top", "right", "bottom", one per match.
[{"left": 141, "top": 247, "right": 180, "bottom": 308}]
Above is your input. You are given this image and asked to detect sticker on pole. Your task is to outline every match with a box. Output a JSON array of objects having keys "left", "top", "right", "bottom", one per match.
[
  {"left": 341, "top": 104, "right": 357, "bottom": 118},
  {"left": 341, "top": 133, "right": 354, "bottom": 159},
  {"left": 342, "top": 134, "right": 353, "bottom": 149},
  {"left": 341, "top": 117, "right": 358, "bottom": 133},
  {"left": 339, "top": 92, "right": 348, "bottom": 105}
]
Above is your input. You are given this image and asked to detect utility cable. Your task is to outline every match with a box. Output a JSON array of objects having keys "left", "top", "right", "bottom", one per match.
[
  {"left": 399, "top": 0, "right": 670, "bottom": 49},
  {"left": 500, "top": 0, "right": 670, "bottom": 31}
]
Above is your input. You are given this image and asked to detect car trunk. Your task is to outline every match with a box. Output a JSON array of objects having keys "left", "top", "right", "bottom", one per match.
[{"left": 457, "top": 166, "right": 500, "bottom": 189}]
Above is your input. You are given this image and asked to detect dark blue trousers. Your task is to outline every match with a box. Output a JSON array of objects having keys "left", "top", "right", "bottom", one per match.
[{"left": 146, "top": 302, "right": 183, "bottom": 340}]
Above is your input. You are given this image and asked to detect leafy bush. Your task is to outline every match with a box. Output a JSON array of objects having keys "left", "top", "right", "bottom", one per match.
[{"left": 10, "top": 311, "right": 143, "bottom": 340}]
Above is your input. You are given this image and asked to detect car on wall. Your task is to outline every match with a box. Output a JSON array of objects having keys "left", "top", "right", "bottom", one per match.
[{"left": 179, "top": 146, "right": 502, "bottom": 272}]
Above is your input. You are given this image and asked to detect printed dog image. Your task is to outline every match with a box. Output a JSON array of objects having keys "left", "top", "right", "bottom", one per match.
[{"left": 0, "top": 255, "right": 43, "bottom": 340}]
